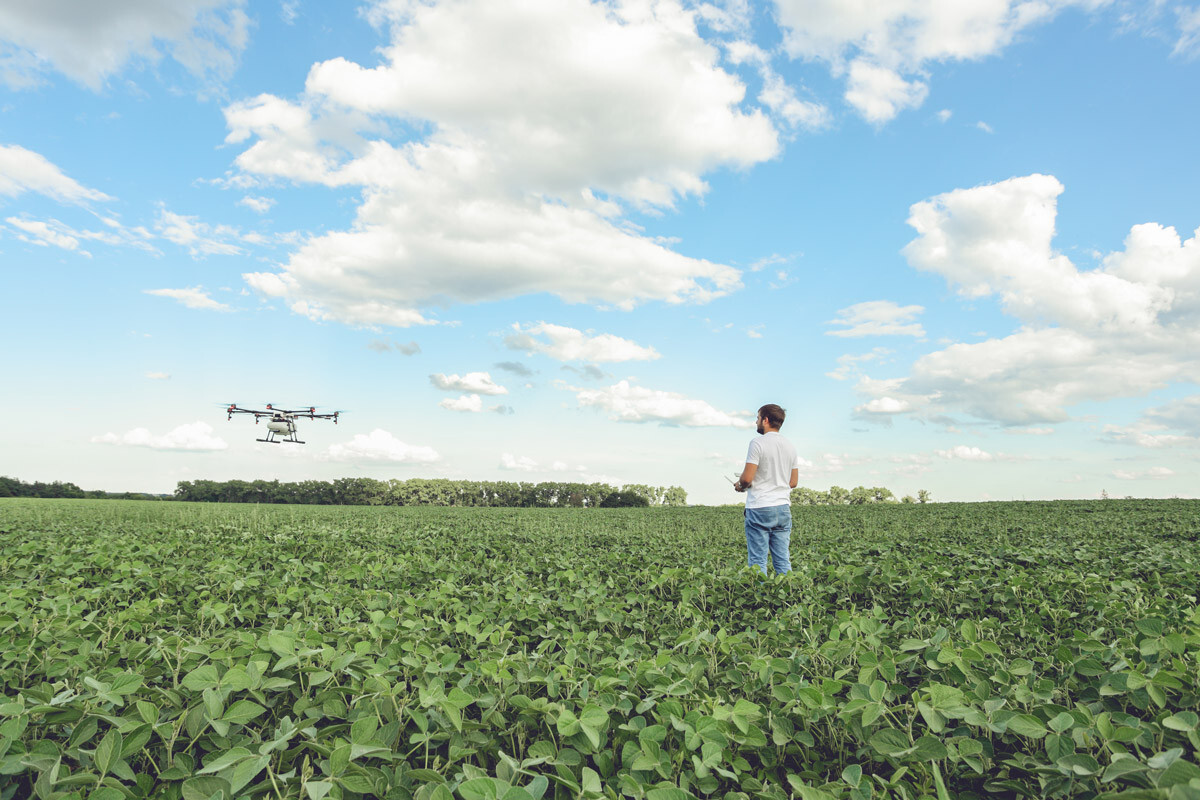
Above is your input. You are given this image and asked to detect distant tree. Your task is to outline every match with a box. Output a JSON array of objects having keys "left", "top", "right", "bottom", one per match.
[
  {"left": 662, "top": 486, "right": 688, "bottom": 506},
  {"left": 917, "top": 489, "right": 932, "bottom": 503},
  {"left": 848, "top": 486, "right": 874, "bottom": 505},
  {"left": 827, "top": 486, "right": 850, "bottom": 505},
  {"left": 901, "top": 495, "right": 916, "bottom": 504},
  {"left": 871, "top": 487, "right": 896, "bottom": 503},
  {"left": 599, "top": 491, "right": 650, "bottom": 508}
]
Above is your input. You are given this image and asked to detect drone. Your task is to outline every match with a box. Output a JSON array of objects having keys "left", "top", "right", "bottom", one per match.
[{"left": 225, "top": 404, "right": 340, "bottom": 444}]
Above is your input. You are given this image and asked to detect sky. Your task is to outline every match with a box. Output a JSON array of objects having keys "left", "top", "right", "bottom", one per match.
[{"left": 1, "top": 0, "right": 1198, "bottom": 504}]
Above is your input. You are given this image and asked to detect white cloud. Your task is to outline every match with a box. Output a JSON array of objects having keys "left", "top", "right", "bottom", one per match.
[
  {"left": 937, "top": 109, "right": 952, "bottom": 122},
  {"left": 1173, "top": 5, "right": 1200, "bottom": 57},
  {"left": 504, "top": 322, "right": 660, "bottom": 363},
  {"left": 324, "top": 429, "right": 440, "bottom": 463},
  {"left": 6, "top": 216, "right": 83, "bottom": 252},
  {"left": 0, "top": 0, "right": 249, "bottom": 90},
  {"left": 773, "top": 0, "right": 1104, "bottom": 122},
  {"left": 438, "top": 394, "right": 483, "bottom": 413},
  {"left": 936, "top": 445, "right": 995, "bottom": 461},
  {"left": 430, "top": 372, "right": 508, "bottom": 395},
  {"left": 144, "top": 287, "right": 233, "bottom": 312},
  {"left": 5, "top": 214, "right": 158, "bottom": 255},
  {"left": 92, "top": 421, "right": 227, "bottom": 451},
  {"left": 500, "top": 453, "right": 539, "bottom": 471},
  {"left": 230, "top": 0, "right": 779, "bottom": 327},
  {"left": 827, "top": 300, "right": 925, "bottom": 338},
  {"left": 855, "top": 174, "right": 1200, "bottom": 426},
  {"left": 367, "top": 338, "right": 420, "bottom": 355},
  {"left": 827, "top": 347, "right": 891, "bottom": 380},
  {"left": 145, "top": 372, "right": 170, "bottom": 380},
  {"left": 843, "top": 61, "right": 927, "bottom": 124},
  {"left": 1112, "top": 466, "right": 1175, "bottom": 480},
  {"left": 1102, "top": 395, "right": 1200, "bottom": 448},
  {"left": 238, "top": 195, "right": 275, "bottom": 213},
  {"left": 976, "top": 121, "right": 995, "bottom": 133},
  {"left": 1005, "top": 426, "right": 1054, "bottom": 436},
  {"left": 155, "top": 208, "right": 244, "bottom": 256},
  {"left": 0, "top": 144, "right": 112, "bottom": 204},
  {"left": 568, "top": 379, "right": 751, "bottom": 427}
]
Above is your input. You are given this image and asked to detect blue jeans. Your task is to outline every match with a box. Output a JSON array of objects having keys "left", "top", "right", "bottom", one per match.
[{"left": 745, "top": 505, "right": 792, "bottom": 575}]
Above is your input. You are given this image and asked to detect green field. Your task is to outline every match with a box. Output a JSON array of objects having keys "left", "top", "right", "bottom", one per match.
[{"left": 1, "top": 499, "right": 1198, "bottom": 800}]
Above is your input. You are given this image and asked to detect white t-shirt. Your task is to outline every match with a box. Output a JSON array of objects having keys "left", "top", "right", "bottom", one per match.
[{"left": 744, "top": 432, "right": 799, "bottom": 509}]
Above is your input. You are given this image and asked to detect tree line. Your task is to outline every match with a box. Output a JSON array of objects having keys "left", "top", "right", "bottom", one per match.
[
  {"left": 0, "top": 476, "right": 165, "bottom": 500},
  {"left": 791, "top": 486, "right": 931, "bottom": 505},
  {"left": 172, "top": 478, "right": 687, "bottom": 507}
]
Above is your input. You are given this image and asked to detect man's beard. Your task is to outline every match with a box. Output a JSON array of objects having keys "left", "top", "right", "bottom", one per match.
[{"left": 756, "top": 422, "right": 764, "bottom": 434}]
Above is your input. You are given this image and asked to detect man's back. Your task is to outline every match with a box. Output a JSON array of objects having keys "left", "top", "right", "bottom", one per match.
[{"left": 745, "top": 431, "right": 797, "bottom": 508}]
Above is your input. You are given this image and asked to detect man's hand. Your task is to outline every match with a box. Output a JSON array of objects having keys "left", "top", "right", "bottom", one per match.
[{"left": 736, "top": 463, "right": 757, "bottom": 493}]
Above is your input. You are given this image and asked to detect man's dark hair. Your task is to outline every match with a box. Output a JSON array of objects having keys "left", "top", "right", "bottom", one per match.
[{"left": 759, "top": 404, "right": 786, "bottom": 429}]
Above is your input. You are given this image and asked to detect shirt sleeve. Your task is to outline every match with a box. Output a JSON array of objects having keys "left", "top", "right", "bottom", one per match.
[{"left": 745, "top": 439, "right": 761, "bottom": 465}]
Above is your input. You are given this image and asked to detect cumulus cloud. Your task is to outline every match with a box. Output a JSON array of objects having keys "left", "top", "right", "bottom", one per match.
[
  {"left": 500, "top": 453, "right": 539, "bottom": 471},
  {"left": 0, "top": 144, "right": 112, "bottom": 204},
  {"left": 567, "top": 379, "right": 750, "bottom": 427},
  {"left": 145, "top": 372, "right": 170, "bottom": 380},
  {"left": 438, "top": 394, "right": 483, "bottom": 413},
  {"left": 231, "top": 0, "right": 780, "bottom": 327},
  {"left": 854, "top": 174, "right": 1200, "bottom": 426},
  {"left": 324, "top": 429, "right": 439, "bottom": 463},
  {"left": 827, "top": 300, "right": 925, "bottom": 338},
  {"left": 936, "top": 445, "right": 995, "bottom": 461},
  {"left": 239, "top": 195, "right": 275, "bottom": 213},
  {"left": 772, "top": 0, "right": 1105, "bottom": 122},
  {"left": 504, "top": 322, "right": 660, "bottom": 363},
  {"left": 430, "top": 372, "right": 508, "bottom": 395},
  {"left": 144, "top": 287, "right": 233, "bottom": 312},
  {"left": 92, "top": 421, "right": 227, "bottom": 451},
  {"left": 0, "top": 0, "right": 250, "bottom": 90}
]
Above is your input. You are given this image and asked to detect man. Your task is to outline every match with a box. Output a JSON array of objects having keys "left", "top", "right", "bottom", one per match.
[{"left": 734, "top": 404, "right": 799, "bottom": 575}]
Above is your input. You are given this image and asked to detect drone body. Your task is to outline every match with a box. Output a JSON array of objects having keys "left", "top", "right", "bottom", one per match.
[{"left": 225, "top": 404, "right": 340, "bottom": 444}]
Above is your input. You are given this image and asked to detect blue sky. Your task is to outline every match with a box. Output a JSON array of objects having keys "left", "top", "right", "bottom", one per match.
[{"left": 2, "top": 0, "right": 1198, "bottom": 504}]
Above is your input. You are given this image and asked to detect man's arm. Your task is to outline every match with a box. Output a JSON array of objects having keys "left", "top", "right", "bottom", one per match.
[
  {"left": 790, "top": 468, "right": 799, "bottom": 489},
  {"left": 735, "top": 463, "right": 757, "bottom": 492}
]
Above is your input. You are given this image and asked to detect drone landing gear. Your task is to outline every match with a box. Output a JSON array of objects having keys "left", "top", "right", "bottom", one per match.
[{"left": 257, "top": 437, "right": 305, "bottom": 444}]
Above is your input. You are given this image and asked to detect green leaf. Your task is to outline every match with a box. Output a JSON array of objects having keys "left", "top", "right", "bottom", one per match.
[
  {"left": 181, "top": 665, "right": 220, "bottom": 692},
  {"left": 1102, "top": 756, "right": 1148, "bottom": 783},
  {"left": 841, "top": 764, "right": 863, "bottom": 787},
  {"left": 1156, "top": 758, "right": 1200, "bottom": 788},
  {"left": 197, "top": 748, "right": 253, "bottom": 774},
  {"left": 1163, "top": 713, "right": 1198, "bottom": 732},
  {"left": 181, "top": 776, "right": 232, "bottom": 800},
  {"left": 304, "top": 781, "right": 333, "bottom": 800},
  {"left": 350, "top": 715, "right": 379, "bottom": 744},
  {"left": 222, "top": 700, "right": 266, "bottom": 725},
  {"left": 459, "top": 777, "right": 508, "bottom": 800},
  {"left": 94, "top": 729, "right": 122, "bottom": 777},
  {"left": 1049, "top": 712, "right": 1076, "bottom": 733},
  {"left": 1006, "top": 714, "right": 1047, "bottom": 739},
  {"left": 869, "top": 728, "right": 912, "bottom": 757},
  {"left": 110, "top": 673, "right": 143, "bottom": 696},
  {"left": 1057, "top": 754, "right": 1101, "bottom": 776}
]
